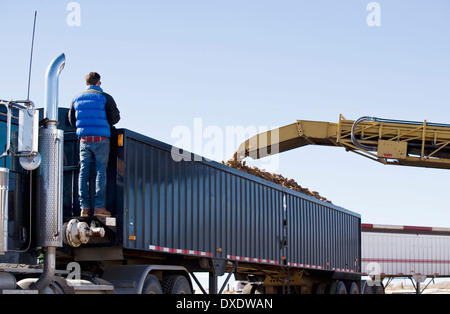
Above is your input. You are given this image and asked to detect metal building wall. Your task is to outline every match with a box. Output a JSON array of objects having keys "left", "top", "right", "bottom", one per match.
[
  {"left": 362, "top": 230, "right": 450, "bottom": 277},
  {"left": 118, "top": 129, "right": 361, "bottom": 274}
]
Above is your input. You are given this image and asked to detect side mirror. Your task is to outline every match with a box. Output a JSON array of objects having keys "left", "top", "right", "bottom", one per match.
[
  {"left": 18, "top": 104, "right": 41, "bottom": 170},
  {"left": 0, "top": 100, "right": 41, "bottom": 170}
]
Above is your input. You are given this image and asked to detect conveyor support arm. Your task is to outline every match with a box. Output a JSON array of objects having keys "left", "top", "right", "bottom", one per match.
[{"left": 236, "top": 115, "right": 450, "bottom": 169}]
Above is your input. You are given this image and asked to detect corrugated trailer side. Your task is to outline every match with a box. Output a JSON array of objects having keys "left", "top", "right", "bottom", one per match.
[
  {"left": 362, "top": 224, "right": 450, "bottom": 278},
  {"left": 115, "top": 129, "right": 361, "bottom": 276}
]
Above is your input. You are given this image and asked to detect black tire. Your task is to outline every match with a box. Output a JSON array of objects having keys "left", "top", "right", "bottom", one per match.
[
  {"left": 161, "top": 275, "right": 192, "bottom": 294},
  {"left": 347, "top": 282, "right": 359, "bottom": 294},
  {"left": 330, "top": 281, "right": 347, "bottom": 294},
  {"left": 361, "top": 281, "right": 374, "bottom": 294},
  {"left": 372, "top": 285, "right": 385, "bottom": 294},
  {"left": 142, "top": 274, "right": 163, "bottom": 294}
]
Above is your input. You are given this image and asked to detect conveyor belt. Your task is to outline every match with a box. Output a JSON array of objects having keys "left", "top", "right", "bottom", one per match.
[{"left": 236, "top": 115, "right": 450, "bottom": 169}]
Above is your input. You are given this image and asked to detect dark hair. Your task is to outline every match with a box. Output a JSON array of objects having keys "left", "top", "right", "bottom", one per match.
[{"left": 86, "top": 72, "right": 101, "bottom": 85}]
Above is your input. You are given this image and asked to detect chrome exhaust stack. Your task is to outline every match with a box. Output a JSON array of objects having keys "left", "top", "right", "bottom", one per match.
[
  {"left": 33, "top": 53, "right": 66, "bottom": 292},
  {"left": 43, "top": 53, "right": 65, "bottom": 126}
]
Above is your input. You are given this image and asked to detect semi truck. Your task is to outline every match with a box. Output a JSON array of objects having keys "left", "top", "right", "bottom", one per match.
[{"left": 0, "top": 53, "right": 365, "bottom": 294}]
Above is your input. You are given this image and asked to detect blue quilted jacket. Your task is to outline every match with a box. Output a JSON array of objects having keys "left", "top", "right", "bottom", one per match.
[{"left": 70, "top": 86, "right": 115, "bottom": 138}]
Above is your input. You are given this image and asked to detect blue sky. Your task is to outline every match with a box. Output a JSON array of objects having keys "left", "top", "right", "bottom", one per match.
[{"left": 2, "top": 1, "right": 450, "bottom": 228}]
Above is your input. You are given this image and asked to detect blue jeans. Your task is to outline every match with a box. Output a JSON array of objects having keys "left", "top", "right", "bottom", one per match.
[{"left": 78, "top": 138, "right": 110, "bottom": 210}]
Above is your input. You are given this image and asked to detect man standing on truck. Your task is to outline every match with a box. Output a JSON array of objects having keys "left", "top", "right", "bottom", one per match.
[{"left": 68, "top": 72, "right": 120, "bottom": 217}]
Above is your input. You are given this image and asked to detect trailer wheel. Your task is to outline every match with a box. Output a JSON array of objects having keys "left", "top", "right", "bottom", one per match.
[
  {"left": 372, "top": 285, "right": 385, "bottom": 294},
  {"left": 361, "top": 281, "right": 374, "bottom": 294},
  {"left": 142, "top": 274, "right": 163, "bottom": 294},
  {"left": 162, "top": 275, "right": 192, "bottom": 294},
  {"left": 329, "top": 281, "right": 347, "bottom": 294},
  {"left": 346, "top": 282, "right": 359, "bottom": 294}
]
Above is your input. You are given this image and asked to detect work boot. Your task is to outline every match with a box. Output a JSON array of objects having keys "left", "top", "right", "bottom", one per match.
[
  {"left": 94, "top": 208, "right": 111, "bottom": 217},
  {"left": 80, "top": 208, "right": 90, "bottom": 217}
]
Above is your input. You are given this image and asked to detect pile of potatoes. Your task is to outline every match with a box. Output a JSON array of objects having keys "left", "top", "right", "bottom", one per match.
[{"left": 223, "top": 153, "right": 332, "bottom": 204}]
